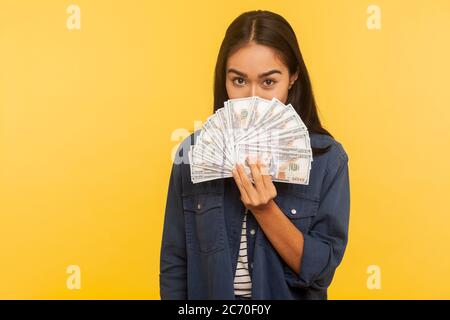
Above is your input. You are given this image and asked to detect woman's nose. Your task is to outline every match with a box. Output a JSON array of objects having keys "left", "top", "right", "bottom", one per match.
[{"left": 250, "top": 85, "right": 262, "bottom": 97}]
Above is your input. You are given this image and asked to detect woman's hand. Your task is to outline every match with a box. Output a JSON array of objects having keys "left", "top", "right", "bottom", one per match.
[
  {"left": 232, "top": 156, "right": 278, "bottom": 214},
  {"left": 232, "top": 156, "right": 304, "bottom": 274}
]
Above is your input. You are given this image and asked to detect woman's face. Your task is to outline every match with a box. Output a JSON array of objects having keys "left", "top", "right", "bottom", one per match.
[{"left": 225, "top": 42, "right": 298, "bottom": 104}]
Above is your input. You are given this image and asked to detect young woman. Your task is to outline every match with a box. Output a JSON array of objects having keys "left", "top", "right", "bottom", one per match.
[{"left": 160, "top": 10, "right": 350, "bottom": 300}]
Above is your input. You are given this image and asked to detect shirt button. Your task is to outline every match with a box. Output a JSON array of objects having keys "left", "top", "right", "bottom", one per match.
[
  {"left": 250, "top": 263, "right": 253, "bottom": 269},
  {"left": 197, "top": 203, "right": 202, "bottom": 210},
  {"left": 250, "top": 229, "right": 256, "bottom": 236},
  {"left": 291, "top": 208, "right": 297, "bottom": 214}
]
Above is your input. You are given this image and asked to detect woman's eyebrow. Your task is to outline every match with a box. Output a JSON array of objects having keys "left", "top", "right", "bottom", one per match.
[
  {"left": 228, "top": 68, "right": 248, "bottom": 77},
  {"left": 258, "top": 69, "right": 282, "bottom": 78},
  {"left": 228, "top": 68, "right": 282, "bottom": 78}
]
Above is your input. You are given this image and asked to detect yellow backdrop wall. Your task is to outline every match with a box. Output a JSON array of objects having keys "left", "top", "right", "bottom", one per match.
[{"left": 1, "top": 0, "right": 449, "bottom": 299}]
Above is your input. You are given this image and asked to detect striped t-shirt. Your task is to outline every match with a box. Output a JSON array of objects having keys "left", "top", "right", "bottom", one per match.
[{"left": 233, "top": 208, "right": 252, "bottom": 298}]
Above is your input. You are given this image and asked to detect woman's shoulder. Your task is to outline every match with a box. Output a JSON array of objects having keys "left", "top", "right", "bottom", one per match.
[
  {"left": 310, "top": 132, "right": 349, "bottom": 166},
  {"left": 175, "top": 131, "right": 199, "bottom": 157}
]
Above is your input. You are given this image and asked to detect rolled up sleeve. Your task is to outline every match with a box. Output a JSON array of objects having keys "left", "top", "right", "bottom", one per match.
[
  {"left": 286, "top": 149, "right": 350, "bottom": 290},
  {"left": 159, "top": 158, "right": 188, "bottom": 299}
]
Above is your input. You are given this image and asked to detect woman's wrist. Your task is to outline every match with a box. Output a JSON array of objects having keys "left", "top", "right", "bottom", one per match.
[{"left": 250, "top": 199, "right": 277, "bottom": 216}]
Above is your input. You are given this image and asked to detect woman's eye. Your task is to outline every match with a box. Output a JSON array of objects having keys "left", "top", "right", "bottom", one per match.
[
  {"left": 263, "top": 79, "right": 276, "bottom": 86},
  {"left": 233, "top": 77, "right": 246, "bottom": 86}
]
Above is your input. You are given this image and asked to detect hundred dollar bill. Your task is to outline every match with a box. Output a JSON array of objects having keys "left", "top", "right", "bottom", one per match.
[
  {"left": 236, "top": 144, "right": 312, "bottom": 185},
  {"left": 235, "top": 98, "right": 291, "bottom": 143},
  {"left": 225, "top": 96, "right": 257, "bottom": 144}
]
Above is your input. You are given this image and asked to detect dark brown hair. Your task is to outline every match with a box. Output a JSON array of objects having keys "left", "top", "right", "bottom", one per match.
[{"left": 213, "top": 10, "right": 332, "bottom": 155}]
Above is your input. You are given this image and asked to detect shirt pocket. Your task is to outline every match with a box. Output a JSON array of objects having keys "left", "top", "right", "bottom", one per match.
[
  {"left": 182, "top": 193, "right": 225, "bottom": 255},
  {"left": 275, "top": 192, "right": 319, "bottom": 232},
  {"left": 258, "top": 192, "right": 319, "bottom": 249}
]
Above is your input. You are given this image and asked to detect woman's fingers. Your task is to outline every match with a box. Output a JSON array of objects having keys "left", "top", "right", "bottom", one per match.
[
  {"left": 233, "top": 156, "right": 278, "bottom": 207},
  {"left": 264, "top": 175, "right": 277, "bottom": 198},
  {"left": 257, "top": 159, "right": 277, "bottom": 199},
  {"left": 257, "top": 159, "right": 270, "bottom": 187},
  {"left": 247, "top": 156, "right": 265, "bottom": 194},
  {"left": 236, "top": 163, "right": 259, "bottom": 202},
  {"left": 232, "top": 166, "right": 250, "bottom": 203}
]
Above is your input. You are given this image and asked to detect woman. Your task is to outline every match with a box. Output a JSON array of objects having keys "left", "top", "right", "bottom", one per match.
[{"left": 160, "top": 10, "right": 350, "bottom": 300}]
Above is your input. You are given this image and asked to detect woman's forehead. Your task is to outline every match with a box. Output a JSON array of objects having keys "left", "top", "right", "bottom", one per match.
[{"left": 226, "top": 43, "right": 288, "bottom": 75}]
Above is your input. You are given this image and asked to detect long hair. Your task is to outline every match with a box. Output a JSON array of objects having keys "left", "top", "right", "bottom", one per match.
[{"left": 213, "top": 10, "right": 332, "bottom": 155}]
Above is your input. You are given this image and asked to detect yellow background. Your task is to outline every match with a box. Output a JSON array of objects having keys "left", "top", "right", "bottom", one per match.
[{"left": 1, "top": 0, "right": 449, "bottom": 299}]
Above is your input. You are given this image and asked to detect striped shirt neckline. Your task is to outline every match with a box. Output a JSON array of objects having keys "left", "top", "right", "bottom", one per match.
[{"left": 233, "top": 208, "right": 252, "bottom": 298}]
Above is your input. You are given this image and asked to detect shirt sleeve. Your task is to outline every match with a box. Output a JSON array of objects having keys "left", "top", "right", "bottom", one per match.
[
  {"left": 159, "top": 158, "right": 188, "bottom": 299},
  {"left": 285, "top": 147, "right": 350, "bottom": 290}
]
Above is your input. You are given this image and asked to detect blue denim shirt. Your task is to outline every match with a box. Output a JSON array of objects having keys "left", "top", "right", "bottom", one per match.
[{"left": 160, "top": 130, "right": 350, "bottom": 300}]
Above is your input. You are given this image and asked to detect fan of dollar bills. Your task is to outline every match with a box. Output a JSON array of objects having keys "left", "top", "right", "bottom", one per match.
[{"left": 188, "top": 96, "right": 313, "bottom": 185}]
